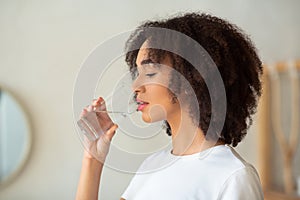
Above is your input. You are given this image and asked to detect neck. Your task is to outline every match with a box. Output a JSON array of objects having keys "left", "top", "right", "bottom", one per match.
[{"left": 167, "top": 110, "right": 224, "bottom": 156}]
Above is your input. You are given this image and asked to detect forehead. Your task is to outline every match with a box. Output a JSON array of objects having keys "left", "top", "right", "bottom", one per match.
[
  {"left": 136, "top": 40, "right": 152, "bottom": 66},
  {"left": 135, "top": 41, "right": 172, "bottom": 68}
]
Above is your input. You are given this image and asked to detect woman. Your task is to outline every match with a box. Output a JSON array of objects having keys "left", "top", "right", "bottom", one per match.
[{"left": 76, "top": 13, "right": 264, "bottom": 200}]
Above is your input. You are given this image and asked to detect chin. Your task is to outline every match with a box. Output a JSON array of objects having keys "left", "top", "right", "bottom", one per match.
[
  {"left": 141, "top": 114, "right": 153, "bottom": 123},
  {"left": 141, "top": 107, "right": 167, "bottom": 123}
]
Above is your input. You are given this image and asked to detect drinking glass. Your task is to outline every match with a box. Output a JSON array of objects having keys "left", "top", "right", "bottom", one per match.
[{"left": 77, "top": 82, "right": 137, "bottom": 141}]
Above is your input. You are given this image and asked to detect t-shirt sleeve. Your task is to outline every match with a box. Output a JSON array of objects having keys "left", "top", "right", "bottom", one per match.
[{"left": 217, "top": 166, "right": 264, "bottom": 200}]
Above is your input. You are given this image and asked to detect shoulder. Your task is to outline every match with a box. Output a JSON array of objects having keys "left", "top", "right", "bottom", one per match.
[
  {"left": 216, "top": 166, "right": 263, "bottom": 200},
  {"left": 213, "top": 146, "right": 264, "bottom": 200},
  {"left": 213, "top": 145, "right": 262, "bottom": 184},
  {"left": 210, "top": 145, "right": 254, "bottom": 173}
]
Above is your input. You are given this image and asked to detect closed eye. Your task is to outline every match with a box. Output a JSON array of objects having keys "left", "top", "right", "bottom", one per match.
[{"left": 146, "top": 73, "right": 157, "bottom": 77}]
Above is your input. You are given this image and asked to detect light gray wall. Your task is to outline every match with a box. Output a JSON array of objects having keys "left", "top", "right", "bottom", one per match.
[{"left": 0, "top": 0, "right": 299, "bottom": 199}]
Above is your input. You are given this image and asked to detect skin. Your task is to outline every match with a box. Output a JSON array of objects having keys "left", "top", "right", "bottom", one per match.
[
  {"left": 76, "top": 41, "right": 223, "bottom": 200},
  {"left": 133, "top": 41, "right": 214, "bottom": 156},
  {"left": 76, "top": 97, "right": 118, "bottom": 200}
]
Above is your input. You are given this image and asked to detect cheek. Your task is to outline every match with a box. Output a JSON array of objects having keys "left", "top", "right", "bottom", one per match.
[
  {"left": 150, "top": 87, "right": 174, "bottom": 111},
  {"left": 148, "top": 85, "right": 172, "bottom": 100},
  {"left": 141, "top": 86, "right": 172, "bottom": 122}
]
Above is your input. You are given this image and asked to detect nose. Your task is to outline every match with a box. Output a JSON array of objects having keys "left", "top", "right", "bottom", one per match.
[{"left": 132, "top": 76, "right": 145, "bottom": 94}]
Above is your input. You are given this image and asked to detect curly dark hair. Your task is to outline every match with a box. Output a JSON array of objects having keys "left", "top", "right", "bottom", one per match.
[{"left": 125, "top": 12, "right": 262, "bottom": 147}]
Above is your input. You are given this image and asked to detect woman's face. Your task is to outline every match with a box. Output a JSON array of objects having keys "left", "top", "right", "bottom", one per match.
[{"left": 132, "top": 44, "right": 181, "bottom": 123}]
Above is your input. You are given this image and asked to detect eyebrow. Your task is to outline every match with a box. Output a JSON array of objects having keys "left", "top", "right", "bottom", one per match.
[{"left": 140, "top": 58, "right": 156, "bottom": 66}]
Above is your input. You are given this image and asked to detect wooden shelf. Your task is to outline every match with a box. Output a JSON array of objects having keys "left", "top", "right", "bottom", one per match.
[
  {"left": 265, "top": 190, "right": 300, "bottom": 200},
  {"left": 262, "top": 60, "right": 300, "bottom": 74}
]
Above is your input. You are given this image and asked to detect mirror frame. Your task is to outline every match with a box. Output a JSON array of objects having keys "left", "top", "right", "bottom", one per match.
[{"left": 0, "top": 85, "right": 32, "bottom": 188}]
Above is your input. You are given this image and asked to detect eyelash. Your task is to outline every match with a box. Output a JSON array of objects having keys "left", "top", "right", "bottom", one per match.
[
  {"left": 133, "top": 70, "right": 157, "bottom": 80},
  {"left": 146, "top": 73, "right": 157, "bottom": 77}
]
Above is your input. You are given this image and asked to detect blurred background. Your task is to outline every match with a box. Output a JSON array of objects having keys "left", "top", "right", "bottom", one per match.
[{"left": 0, "top": 0, "right": 299, "bottom": 199}]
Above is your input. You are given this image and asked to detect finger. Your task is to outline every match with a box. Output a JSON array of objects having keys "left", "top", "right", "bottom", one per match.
[
  {"left": 92, "top": 99, "right": 98, "bottom": 106},
  {"left": 80, "top": 108, "right": 88, "bottom": 118},
  {"left": 92, "top": 98, "right": 100, "bottom": 106},
  {"left": 92, "top": 98, "right": 106, "bottom": 112},
  {"left": 97, "top": 97, "right": 104, "bottom": 104},
  {"left": 104, "top": 124, "right": 118, "bottom": 141},
  {"left": 87, "top": 105, "right": 93, "bottom": 112},
  {"left": 92, "top": 97, "right": 104, "bottom": 106}
]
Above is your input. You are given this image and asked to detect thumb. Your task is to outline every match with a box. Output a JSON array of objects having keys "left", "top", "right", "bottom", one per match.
[
  {"left": 104, "top": 124, "right": 118, "bottom": 141},
  {"left": 95, "top": 124, "right": 119, "bottom": 163}
]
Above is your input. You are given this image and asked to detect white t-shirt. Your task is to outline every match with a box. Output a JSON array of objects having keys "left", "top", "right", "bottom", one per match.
[{"left": 121, "top": 145, "right": 263, "bottom": 200}]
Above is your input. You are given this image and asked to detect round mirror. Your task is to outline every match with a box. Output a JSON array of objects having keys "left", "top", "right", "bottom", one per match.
[{"left": 0, "top": 87, "right": 31, "bottom": 187}]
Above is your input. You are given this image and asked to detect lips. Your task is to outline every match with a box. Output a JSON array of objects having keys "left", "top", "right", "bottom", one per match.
[{"left": 136, "top": 98, "right": 149, "bottom": 111}]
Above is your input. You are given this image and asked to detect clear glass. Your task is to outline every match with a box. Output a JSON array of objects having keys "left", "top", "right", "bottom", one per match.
[{"left": 77, "top": 82, "right": 137, "bottom": 141}]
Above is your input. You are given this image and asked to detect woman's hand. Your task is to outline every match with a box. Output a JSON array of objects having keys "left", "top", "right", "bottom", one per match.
[{"left": 80, "top": 97, "right": 118, "bottom": 163}]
